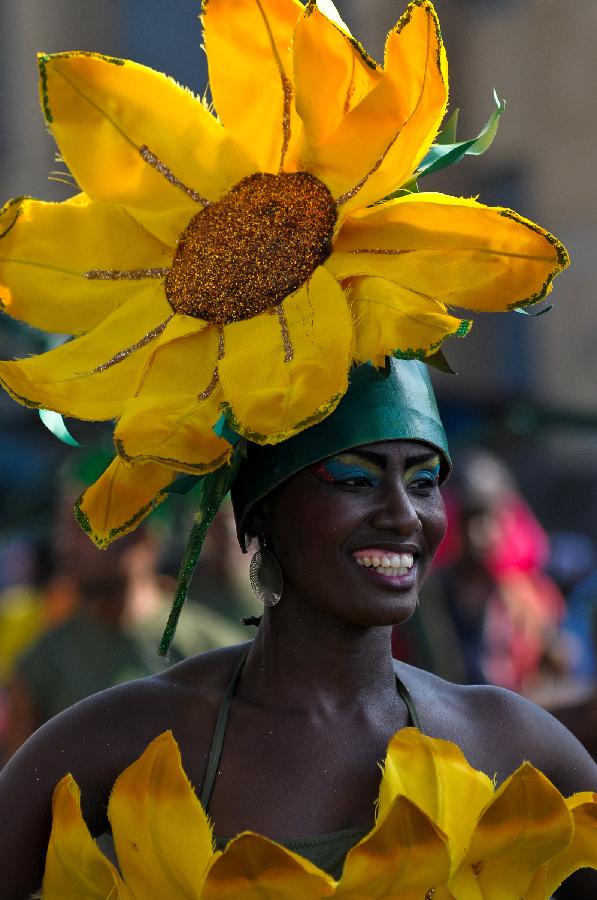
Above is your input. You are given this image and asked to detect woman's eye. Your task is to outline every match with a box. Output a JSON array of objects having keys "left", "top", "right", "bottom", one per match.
[
  {"left": 406, "top": 469, "right": 439, "bottom": 489},
  {"left": 341, "top": 474, "right": 374, "bottom": 487}
]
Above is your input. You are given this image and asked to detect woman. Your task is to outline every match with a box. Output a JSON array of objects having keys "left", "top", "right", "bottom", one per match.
[
  {"left": 0, "top": 0, "right": 594, "bottom": 895},
  {"left": 1, "top": 360, "right": 596, "bottom": 899}
]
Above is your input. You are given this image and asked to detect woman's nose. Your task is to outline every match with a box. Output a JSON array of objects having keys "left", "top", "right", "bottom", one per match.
[{"left": 369, "top": 482, "right": 422, "bottom": 534}]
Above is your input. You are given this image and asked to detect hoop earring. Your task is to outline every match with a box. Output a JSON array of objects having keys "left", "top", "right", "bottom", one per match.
[{"left": 249, "top": 538, "right": 283, "bottom": 607}]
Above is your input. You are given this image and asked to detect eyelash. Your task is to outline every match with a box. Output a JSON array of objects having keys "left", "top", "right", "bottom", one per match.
[{"left": 405, "top": 468, "right": 440, "bottom": 490}]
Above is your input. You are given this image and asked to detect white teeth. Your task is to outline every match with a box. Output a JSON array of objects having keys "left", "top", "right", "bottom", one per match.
[{"left": 354, "top": 552, "right": 415, "bottom": 573}]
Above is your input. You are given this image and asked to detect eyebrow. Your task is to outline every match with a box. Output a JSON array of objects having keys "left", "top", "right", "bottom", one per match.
[{"left": 341, "top": 448, "right": 440, "bottom": 469}]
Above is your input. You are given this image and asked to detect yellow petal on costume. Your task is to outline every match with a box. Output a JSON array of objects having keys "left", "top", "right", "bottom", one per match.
[
  {"left": 293, "top": 1, "right": 381, "bottom": 149},
  {"left": 450, "top": 763, "right": 574, "bottom": 900},
  {"left": 330, "top": 192, "right": 569, "bottom": 311},
  {"left": 542, "top": 792, "right": 597, "bottom": 898},
  {"left": 378, "top": 729, "right": 494, "bottom": 874},
  {"left": 75, "top": 456, "right": 178, "bottom": 549},
  {"left": 337, "top": 795, "right": 450, "bottom": 900},
  {"left": 0, "top": 193, "right": 172, "bottom": 334},
  {"left": 39, "top": 51, "right": 255, "bottom": 245},
  {"left": 202, "top": 0, "right": 303, "bottom": 172},
  {"left": 304, "top": 1, "right": 447, "bottom": 216},
  {"left": 109, "top": 731, "right": 216, "bottom": 899},
  {"left": 202, "top": 832, "right": 335, "bottom": 900},
  {"left": 348, "top": 275, "right": 471, "bottom": 366},
  {"left": 0, "top": 288, "right": 173, "bottom": 420},
  {"left": 217, "top": 266, "right": 353, "bottom": 444},
  {"left": 43, "top": 774, "right": 131, "bottom": 900},
  {"left": 115, "top": 324, "right": 231, "bottom": 474}
]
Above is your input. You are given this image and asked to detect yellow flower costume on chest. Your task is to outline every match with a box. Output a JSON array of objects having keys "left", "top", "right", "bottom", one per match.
[
  {"left": 45, "top": 729, "right": 597, "bottom": 899},
  {"left": 1, "top": 1, "right": 592, "bottom": 897}
]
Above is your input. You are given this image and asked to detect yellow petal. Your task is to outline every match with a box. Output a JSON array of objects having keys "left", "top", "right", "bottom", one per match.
[
  {"left": 43, "top": 774, "right": 130, "bottom": 900},
  {"left": 39, "top": 51, "right": 255, "bottom": 245},
  {"left": 543, "top": 792, "right": 597, "bottom": 897},
  {"left": 217, "top": 266, "right": 353, "bottom": 444},
  {"left": 378, "top": 728, "right": 494, "bottom": 872},
  {"left": 304, "top": 1, "right": 447, "bottom": 215},
  {"left": 451, "top": 763, "right": 574, "bottom": 900},
  {"left": 348, "top": 275, "right": 471, "bottom": 366},
  {"left": 109, "top": 731, "right": 215, "bottom": 898},
  {"left": 330, "top": 192, "right": 569, "bottom": 310},
  {"left": 337, "top": 795, "right": 450, "bottom": 899},
  {"left": 75, "top": 456, "right": 177, "bottom": 549},
  {"left": 0, "top": 193, "right": 171, "bottom": 334},
  {"left": 0, "top": 288, "right": 173, "bottom": 420},
  {"left": 203, "top": 0, "right": 303, "bottom": 172},
  {"left": 114, "top": 325, "right": 232, "bottom": 474},
  {"left": 293, "top": 2, "right": 381, "bottom": 149},
  {"left": 202, "top": 832, "right": 335, "bottom": 899}
]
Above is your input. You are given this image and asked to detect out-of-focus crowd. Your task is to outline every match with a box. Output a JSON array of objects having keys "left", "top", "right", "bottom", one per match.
[
  {"left": 0, "top": 446, "right": 596, "bottom": 764},
  {"left": 394, "top": 448, "right": 597, "bottom": 758},
  {"left": 0, "top": 470, "right": 259, "bottom": 764}
]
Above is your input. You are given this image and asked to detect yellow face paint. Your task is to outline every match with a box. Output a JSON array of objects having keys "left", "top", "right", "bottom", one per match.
[{"left": 403, "top": 454, "right": 441, "bottom": 488}]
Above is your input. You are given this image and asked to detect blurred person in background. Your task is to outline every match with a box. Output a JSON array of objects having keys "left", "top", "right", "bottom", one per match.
[
  {"left": 2, "top": 486, "right": 251, "bottom": 762},
  {"left": 406, "top": 448, "right": 565, "bottom": 697},
  {"left": 541, "top": 531, "right": 597, "bottom": 758}
]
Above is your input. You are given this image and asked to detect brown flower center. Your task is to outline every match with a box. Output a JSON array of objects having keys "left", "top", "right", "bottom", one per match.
[{"left": 165, "top": 172, "right": 337, "bottom": 325}]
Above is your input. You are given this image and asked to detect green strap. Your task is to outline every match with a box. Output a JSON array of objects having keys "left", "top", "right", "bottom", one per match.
[
  {"left": 200, "top": 650, "right": 249, "bottom": 810},
  {"left": 200, "top": 653, "right": 422, "bottom": 812},
  {"left": 395, "top": 675, "right": 422, "bottom": 731}
]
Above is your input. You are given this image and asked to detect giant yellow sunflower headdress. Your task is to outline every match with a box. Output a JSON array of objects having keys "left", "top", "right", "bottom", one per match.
[{"left": 0, "top": 0, "right": 568, "bottom": 652}]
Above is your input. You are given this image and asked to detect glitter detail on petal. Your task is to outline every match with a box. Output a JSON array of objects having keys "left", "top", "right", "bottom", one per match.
[
  {"left": 90, "top": 315, "right": 173, "bottom": 373},
  {"left": 253, "top": 0, "right": 294, "bottom": 171},
  {"left": 139, "top": 145, "right": 209, "bottom": 206},
  {"left": 85, "top": 267, "right": 170, "bottom": 281},
  {"left": 276, "top": 304, "right": 294, "bottom": 363},
  {"left": 347, "top": 248, "right": 414, "bottom": 256},
  {"left": 198, "top": 368, "right": 219, "bottom": 401}
]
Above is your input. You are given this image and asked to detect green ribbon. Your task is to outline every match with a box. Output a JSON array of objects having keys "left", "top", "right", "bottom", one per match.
[{"left": 159, "top": 462, "right": 232, "bottom": 657}]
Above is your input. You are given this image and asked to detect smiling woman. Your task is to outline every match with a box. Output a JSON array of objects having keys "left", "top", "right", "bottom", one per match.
[{"left": 0, "top": 0, "right": 595, "bottom": 898}]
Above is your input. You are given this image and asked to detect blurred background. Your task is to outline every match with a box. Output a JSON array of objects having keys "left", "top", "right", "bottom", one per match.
[{"left": 0, "top": 0, "right": 596, "bottom": 761}]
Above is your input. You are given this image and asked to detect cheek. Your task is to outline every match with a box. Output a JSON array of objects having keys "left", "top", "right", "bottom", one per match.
[{"left": 423, "top": 495, "right": 448, "bottom": 557}]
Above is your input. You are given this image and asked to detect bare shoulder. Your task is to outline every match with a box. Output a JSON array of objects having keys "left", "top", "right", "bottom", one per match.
[
  {"left": 0, "top": 641, "right": 248, "bottom": 900},
  {"left": 395, "top": 661, "right": 597, "bottom": 793}
]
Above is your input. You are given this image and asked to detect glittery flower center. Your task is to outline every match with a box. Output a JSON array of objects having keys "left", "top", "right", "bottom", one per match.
[{"left": 165, "top": 172, "right": 337, "bottom": 324}]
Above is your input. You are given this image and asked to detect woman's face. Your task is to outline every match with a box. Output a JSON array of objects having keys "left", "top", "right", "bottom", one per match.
[{"left": 261, "top": 439, "right": 447, "bottom": 627}]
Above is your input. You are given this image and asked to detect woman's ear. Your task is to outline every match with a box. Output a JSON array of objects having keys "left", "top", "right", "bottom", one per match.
[{"left": 243, "top": 496, "right": 271, "bottom": 545}]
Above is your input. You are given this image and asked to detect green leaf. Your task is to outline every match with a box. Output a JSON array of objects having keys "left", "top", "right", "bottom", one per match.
[
  {"left": 159, "top": 463, "right": 231, "bottom": 657},
  {"left": 424, "top": 349, "right": 457, "bottom": 374},
  {"left": 163, "top": 473, "right": 203, "bottom": 495},
  {"left": 436, "top": 108, "right": 460, "bottom": 144},
  {"left": 514, "top": 305, "right": 553, "bottom": 317},
  {"left": 38, "top": 409, "right": 80, "bottom": 447},
  {"left": 417, "top": 91, "right": 506, "bottom": 179},
  {"left": 213, "top": 412, "right": 243, "bottom": 446}
]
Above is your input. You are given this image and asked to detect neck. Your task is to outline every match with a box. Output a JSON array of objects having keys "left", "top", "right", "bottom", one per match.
[{"left": 242, "top": 588, "right": 397, "bottom": 711}]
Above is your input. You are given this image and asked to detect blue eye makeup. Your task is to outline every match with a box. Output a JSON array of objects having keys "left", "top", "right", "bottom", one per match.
[
  {"left": 313, "top": 452, "right": 383, "bottom": 487},
  {"left": 403, "top": 456, "right": 441, "bottom": 488}
]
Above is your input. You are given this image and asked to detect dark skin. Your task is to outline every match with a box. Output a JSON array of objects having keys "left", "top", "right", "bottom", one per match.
[{"left": 1, "top": 439, "right": 596, "bottom": 899}]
